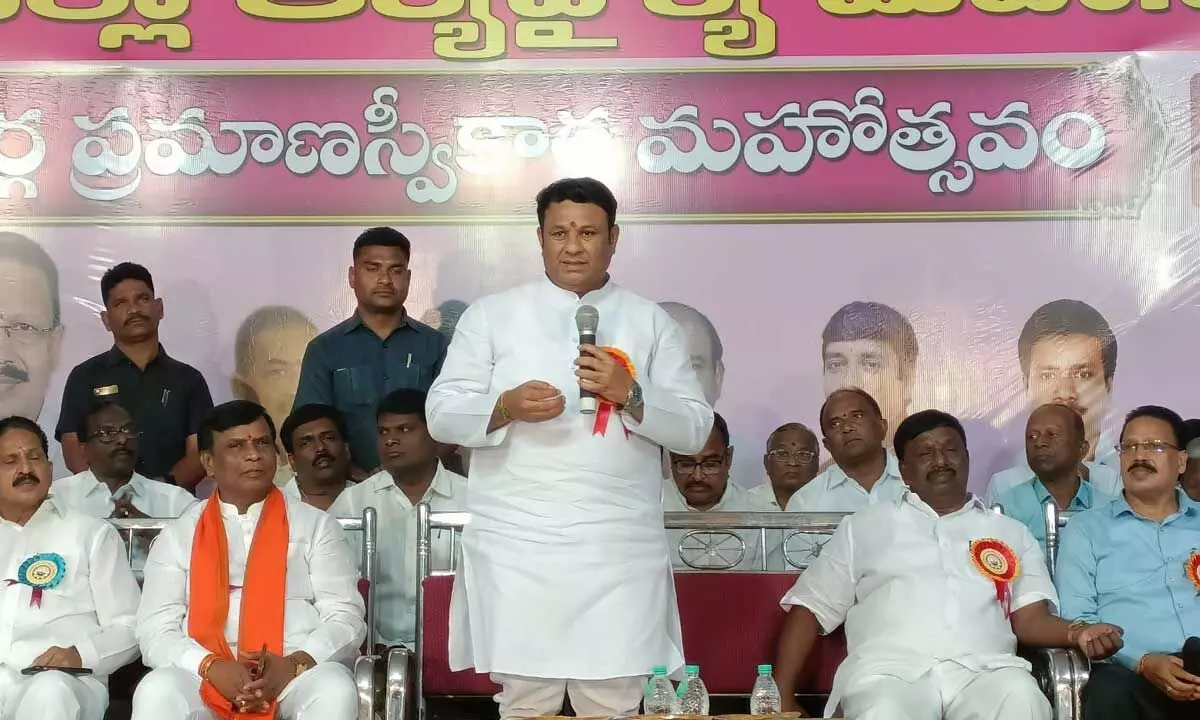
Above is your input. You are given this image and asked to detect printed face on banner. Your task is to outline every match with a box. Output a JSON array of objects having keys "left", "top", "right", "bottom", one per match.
[
  {"left": 823, "top": 338, "right": 912, "bottom": 443},
  {"left": 661, "top": 302, "right": 724, "bottom": 406},
  {"left": 233, "top": 307, "right": 318, "bottom": 434},
  {"left": 1024, "top": 334, "right": 1111, "bottom": 459},
  {"left": 0, "top": 253, "right": 61, "bottom": 422}
]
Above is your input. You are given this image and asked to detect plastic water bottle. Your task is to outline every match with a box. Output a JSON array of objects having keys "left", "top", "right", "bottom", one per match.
[
  {"left": 749, "top": 664, "right": 782, "bottom": 714},
  {"left": 678, "top": 665, "right": 709, "bottom": 715},
  {"left": 643, "top": 665, "right": 675, "bottom": 714}
]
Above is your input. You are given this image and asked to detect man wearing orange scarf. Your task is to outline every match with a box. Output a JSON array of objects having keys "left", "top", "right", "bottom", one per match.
[{"left": 130, "top": 401, "right": 365, "bottom": 720}]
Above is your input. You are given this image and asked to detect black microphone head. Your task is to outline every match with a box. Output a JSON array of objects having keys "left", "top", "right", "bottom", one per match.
[
  {"left": 1184, "top": 636, "right": 1200, "bottom": 655},
  {"left": 1183, "top": 637, "right": 1200, "bottom": 674},
  {"left": 575, "top": 305, "right": 599, "bottom": 335}
]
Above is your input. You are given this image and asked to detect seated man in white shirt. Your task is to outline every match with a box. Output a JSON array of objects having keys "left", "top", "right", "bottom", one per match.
[
  {"left": 782, "top": 388, "right": 906, "bottom": 566},
  {"left": 279, "top": 404, "right": 354, "bottom": 511},
  {"left": 773, "top": 409, "right": 1124, "bottom": 720},
  {"left": 131, "top": 400, "right": 366, "bottom": 720},
  {"left": 0, "top": 416, "right": 141, "bottom": 720},
  {"left": 329, "top": 389, "right": 467, "bottom": 652},
  {"left": 663, "top": 412, "right": 772, "bottom": 570},
  {"left": 749, "top": 423, "right": 820, "bottom": 510},
  {"left": 53, "top": 402, "right": 195, "bottom": 572}
]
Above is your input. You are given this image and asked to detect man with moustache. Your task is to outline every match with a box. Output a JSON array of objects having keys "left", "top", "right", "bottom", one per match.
[
  {"left": 995, "top": 404, "right": 1115, "bottom": 548},
  {"left": 278, "top": 404, "right": 353, "bottom": 511},
  {"left": 57, "top": 263, "right": 213, "bottom": 491},
  {"left": 0, "top": 416, "right": 141, "bottom": 720},
  {"left": 751, "top": 423, "right": 821, "bottom": 510},
  {"left": 428, "top": 177, "right": 712, "bottom": 718},
  {"left": 0, "top": 233, "right": 63, "bottom": 422},
  {"left": 294, "top": 228, "right": 448, "bottom": 478},
  {"left": 52, "top": 403, "right": 195, "bottom": 520},
  {"left": 330, "top": 389, "right": 467, "bottom": 651},
  {"left": 773, "top": 410, "right": 1125, "bottom": 720},
  {"left": 131, "top": 401, "right": 365, "bottom": 720},
  {"left": 663, "top": 413, "right": 772, "bottom": 570},
  {"left": 659, "top": 302, "right": 724, "bottom": 407},
  {"left": 821, "top": 302, "right": 918, "bottom": 449},
  {"left": 1058, "top": 406, "right": 1200, "bottom": 719}
]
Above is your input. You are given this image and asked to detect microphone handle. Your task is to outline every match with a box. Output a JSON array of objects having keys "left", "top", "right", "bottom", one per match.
[{"left": 579, "top": 331, "right": 597, "bottom": 414}]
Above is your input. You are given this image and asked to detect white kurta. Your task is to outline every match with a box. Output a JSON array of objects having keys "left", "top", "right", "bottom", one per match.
[{"left": 427, "top": 276, "right": 713, "bottom": 679}]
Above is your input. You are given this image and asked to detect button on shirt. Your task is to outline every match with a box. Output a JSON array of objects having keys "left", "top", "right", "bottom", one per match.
[
  {"left": 1056, "top": 489, "right": 1200, "bottom": 670},
  {"left": 780, "top": 492, "right": 1057, "bottom": 714},
  {"left": 996, "top": 477, "right": 1112, "bottom": 549},
  {"left": 662, "top": 481, "right": 773, "bottom": 570},
  {"left": 0, "top": 498, "right": 141, "bottom": 678},
  {"left": 56, "top": 346, "right": 213, "bottom": 479},
  {"left": 985, "top": 460, "right": 1121, "bottom": 507},
  {"left": 136, "top": 494, "right": 366, "bottom": 675},
  {"left": 329, "top": 462, "right": 467, "bottom": 647},
  {"left": 294, "top": 314, "right": 448, "bottom": 471}
]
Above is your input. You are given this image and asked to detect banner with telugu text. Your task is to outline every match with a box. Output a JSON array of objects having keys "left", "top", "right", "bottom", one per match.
[{"left": 1, "top": 0, "right": 1199, "bottom": 488}]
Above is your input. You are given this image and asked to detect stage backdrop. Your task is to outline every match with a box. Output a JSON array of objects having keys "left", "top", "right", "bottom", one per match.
[{"left": 3, "top": 1, "right": 1200, "bottom": 489}]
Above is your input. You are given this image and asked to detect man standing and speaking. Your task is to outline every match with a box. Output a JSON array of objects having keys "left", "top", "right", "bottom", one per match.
[{"left": 427, "top": 178, "right": 713, "bottom": 719}]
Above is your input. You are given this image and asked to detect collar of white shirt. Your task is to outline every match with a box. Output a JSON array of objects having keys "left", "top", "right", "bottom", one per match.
[
  {"left": 537, "top": 272, "right": 617, "bottom": 305},
  {"left": 364, "top": 461, "right": 457, "bottom": 502},
  {"left": 898, "top": 488, "right": 989, "bottom": 519},
  {"left": 828, "top": 450, "right": 901, "bottom": 490},
  {"left": 2, "top": 493, "right": 69, "bottom": 529},
  {"left": 76, "top": 469, "right": 152, "bottom": 499}
]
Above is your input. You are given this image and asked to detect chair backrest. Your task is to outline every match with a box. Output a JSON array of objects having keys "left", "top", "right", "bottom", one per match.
[{"left": 416, "top": 509, "right": 849, "bottom": 704}]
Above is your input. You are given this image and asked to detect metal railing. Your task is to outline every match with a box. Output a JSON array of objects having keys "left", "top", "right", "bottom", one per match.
[{"left": 1043, "top": 504, "right": 1078, "bottom": 576}]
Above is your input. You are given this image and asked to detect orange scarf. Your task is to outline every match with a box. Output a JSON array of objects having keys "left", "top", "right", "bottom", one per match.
[{"left": 188, "top": 489, "right": 289, "bottom": 719}]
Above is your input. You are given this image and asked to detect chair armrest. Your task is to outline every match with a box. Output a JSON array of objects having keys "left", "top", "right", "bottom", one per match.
[
  {"left": 1023, "top": 647, "right": 1090, "bottom": 720},
  {"left": 385, "top": 646, "right": 414, "bottom": 720},
  {"left": 355, "top": 654, "right": 382, "bottom": 720}
]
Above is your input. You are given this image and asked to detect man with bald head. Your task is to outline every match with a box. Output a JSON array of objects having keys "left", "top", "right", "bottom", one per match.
[
  {"left": 996, "top": 404, "right": 1115, "bottom": 548},
  {"left": 752, "top": 423, "right": 820, "bottom": 510},
  {"left": 659, "top": 302, "right": 723, "bottom": 406}
]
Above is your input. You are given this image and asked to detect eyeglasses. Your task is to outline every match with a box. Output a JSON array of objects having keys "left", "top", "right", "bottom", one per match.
[
  {"left": 673, "top": 458, "right": 725, "bottom": 475},
  {"left": 766, "top": 449, "right": 817, "bottom": 464},
  {"left": 1115, "top": 441, "right": 1179, "bottom": 455},
  {"left": 91, "top": 426, "right": 139, "bottom": 444},
  {"left": 0, "top": 321, "right": 54, "bottom": 345}
]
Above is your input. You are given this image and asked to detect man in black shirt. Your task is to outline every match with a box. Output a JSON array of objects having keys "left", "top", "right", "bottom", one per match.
[{"left": 56, "top": 262, "right": 213, "bottom": 491}]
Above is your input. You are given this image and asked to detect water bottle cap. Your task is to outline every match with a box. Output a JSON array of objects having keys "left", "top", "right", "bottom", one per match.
[
  {"left": 651, "top": 665, "right": 667, "bottom": 675},
  {"left": 685, "top": 664, "right": 700, "bottom": 674},
  {"left": 757, "top": 664, "right": 773, "bottom": 673}
]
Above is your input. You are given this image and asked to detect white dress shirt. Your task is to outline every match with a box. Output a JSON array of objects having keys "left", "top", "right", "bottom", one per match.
[
  {"left": 136, "top": 494, "right": 366, "bottom": 676},
  {"left": 662, "top": 481, "right": 773, "bottom": 570},
  {"left": 0, "top": 498, "right": 141, "bottom": 678},
  {"left": 329, "top": 462, "right": 467, "bottom": 647},
  {"left": 427, "top": 276, "right": 713, "bottom": 679},
  {"left": 984, "top": 460, "right": 1122, "bottom": 507},
  {"left": 278, "top": 477, "right": 302, "bottom": 502},
  {"left": 780, "top": 491, "right": 1057, "bottom": 715},
  {"left": 746, "top": 481, "right": 783, "bottom": 510},
  {"left": 52, "top": 471, "right": 196, "bottom": 519}
]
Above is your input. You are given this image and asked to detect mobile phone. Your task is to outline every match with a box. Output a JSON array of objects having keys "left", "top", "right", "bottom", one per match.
[{"left": 21, "top": 666, "right": 93, "bottom": 677}]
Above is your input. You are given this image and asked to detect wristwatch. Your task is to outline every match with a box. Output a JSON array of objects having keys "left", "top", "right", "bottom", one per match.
[{"left": 623, "top": 381, "right": 644, "bottom": 414}]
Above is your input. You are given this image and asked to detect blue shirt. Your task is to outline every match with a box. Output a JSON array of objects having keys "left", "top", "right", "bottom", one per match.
[
  {"left": 294, "top": 313, "right": 447, "bottom": 470},
  {"left": 997, "top": 477, "right": 1112, "bottom": 549},
  {"left": 1056, "top": 489, "right": 1200, "bottom": 670}
]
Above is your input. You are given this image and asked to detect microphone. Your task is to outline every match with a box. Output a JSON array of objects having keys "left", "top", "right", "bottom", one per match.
[
  {"left": 575, "top": 305, "right": 599, "bottom": 415},
  {"left": 1184, "top": 636, "right": 1200, "bottom": 675}
]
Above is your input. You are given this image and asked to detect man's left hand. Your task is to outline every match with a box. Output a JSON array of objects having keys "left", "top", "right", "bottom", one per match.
[
  {"left": 1075, "top": 622, "right": 1124, "bottom": 660},
  {"left": 32, "top": 646, "right": 83, "bottom": 669},
  {"left": 575, "top": 344, "right": 633, "bottom": 406},
  {"left": 236, "top": 651, "right": 296, "bottom": 712}
]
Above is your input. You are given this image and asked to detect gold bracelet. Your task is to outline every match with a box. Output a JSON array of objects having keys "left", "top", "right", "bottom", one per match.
[
  {"left": 199, "top": 654, "right": 217, "bottom": 679},
  {"left": 1136, "top": 654, "right": 1148, "bottom": 676},
  {"left": 497, "top": 392, "right": 512, "bottom": 420},
  {"left": 1067, "top": 619, "right": 1088, "bottom": 644}
]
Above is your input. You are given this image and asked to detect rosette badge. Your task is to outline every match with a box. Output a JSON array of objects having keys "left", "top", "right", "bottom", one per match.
[
  {"left": 5, "top": 553, "right": 66, "bottom": 608},
  {"left": 1186, "top": 550, "right": 1200, "bottom": 595},
  {"left": 969, "top": 538, "right": 1020, "bottom": 618},
  {"left": 592, "top": 347, "right": 636, "bottom": 439}
]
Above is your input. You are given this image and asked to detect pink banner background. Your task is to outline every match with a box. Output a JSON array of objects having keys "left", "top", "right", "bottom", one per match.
[{"left": 0, "top": 1, "right": 1198, "bottom": 62}]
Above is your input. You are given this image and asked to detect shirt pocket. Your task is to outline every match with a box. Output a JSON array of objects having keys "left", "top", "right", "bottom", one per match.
[
  {"left": 384, "top": 363, "right": 425, "bottom": 394},
  {"left": 333, "top": 367, "right": 378, "bottom": 407}
]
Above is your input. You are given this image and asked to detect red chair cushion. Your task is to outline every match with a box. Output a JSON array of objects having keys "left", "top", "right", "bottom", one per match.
[{"left": 421, "top": 572, "right": 845, "bottom": 697}]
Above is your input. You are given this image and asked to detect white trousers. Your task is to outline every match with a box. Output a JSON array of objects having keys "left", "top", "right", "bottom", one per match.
[
  {"left": 0, "top": 666, "right": 108, "bottom": 720},
  {"left": 130, "top": 662, "right": 357, "bottom": 720},
  {"left": 491, "top": 673, "right": 645, "bottom": 719},
  {"left": 839, "top": 664, "right": 1051, "bottom": 720}
]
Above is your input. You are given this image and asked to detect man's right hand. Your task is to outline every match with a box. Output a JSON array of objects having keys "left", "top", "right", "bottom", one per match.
[
  {"left": 206, "top": 658, "right": 252, "bottom": 703},
  {"left": 1139, "top": 653, "right": 1200, "bottom": 701},
  {"left": 501, "top": 381, "right": 565, "bottom": 423}
]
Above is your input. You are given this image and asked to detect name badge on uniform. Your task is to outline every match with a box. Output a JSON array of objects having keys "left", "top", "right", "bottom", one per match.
[{"left": 93, "top": 385, "right": 119, "bottom": 397}]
